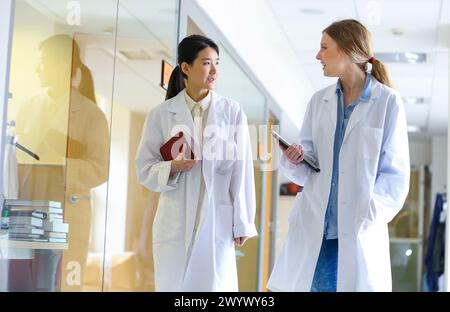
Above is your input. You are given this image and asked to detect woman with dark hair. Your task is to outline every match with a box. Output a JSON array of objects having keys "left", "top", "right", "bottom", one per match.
[
  {"left": 267, "top": 19, "right": 410, "bottom": 292},
  {"left": 136, "top": 35, "right": 257, "bottom": 291}
]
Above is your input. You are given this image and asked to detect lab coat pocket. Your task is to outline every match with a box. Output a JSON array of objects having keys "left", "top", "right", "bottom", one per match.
[
  {"left": 215, "top": 141, "right": 237, "bottom": 176},
  {"left": 359, "top": 127, "right": 383, "bottom": 178},
  {"left": 359, "top": 127, "right": 383, "bottom": 159},
  {"left": 215, "top": 161, "right": 234, "bottom": 176},
  {"left": 356, "top": 218, "right": 390, "bottom": 290},
  {"left": 204, "top": 134, "right": 236, "bottom": 175},
  {"left": 215, "top": 204, "right": 234, "bottom": 243},
  {"left": 153, "top": 196, "right": 183, "bottom": 243}
]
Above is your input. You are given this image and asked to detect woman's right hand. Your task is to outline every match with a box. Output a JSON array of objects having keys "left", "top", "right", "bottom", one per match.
[
  {"left": 170, "top": 159, "right": 197, "bottom": 173},
  {"left": 170, "top": 144, "right": 197, "bottom": 174},
  {"left": 282, "top": 143, "right": 304, "bottom": 165}
]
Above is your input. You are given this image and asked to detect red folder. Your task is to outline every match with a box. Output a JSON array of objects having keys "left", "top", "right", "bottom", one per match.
[{"left": 160, "top": 131, "right": 195, "bottom": 161}]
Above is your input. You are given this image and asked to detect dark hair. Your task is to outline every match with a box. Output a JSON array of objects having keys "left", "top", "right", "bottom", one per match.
[
  {"left": 323, "top": 19, "right": 393, "bottom": 88},
  {"left": 165, "top": 34, "right": 219, "bottom": 100},
  {"left": 39, "top": 34, "right": 97, "bottom": 103}
]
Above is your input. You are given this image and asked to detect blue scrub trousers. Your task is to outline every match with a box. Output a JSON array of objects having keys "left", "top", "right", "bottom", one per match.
[{"left": 310, "top": 237, "right": 338, "bottom": 292}]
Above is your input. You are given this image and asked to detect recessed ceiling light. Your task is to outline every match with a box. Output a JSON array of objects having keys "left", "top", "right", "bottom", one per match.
[
  {"left": 299, "top": 8, "right": 325, "bottom": 15},
  {"left": 403, "top": 97, "right": 428, "bottom": 105},
  {"left": 102, "top": 26, "right": 114, "bottom": 35},
  {"left": 391, "top": 28, "right": 404, "bottom": 36},
  {"left": 374, "top": 52, "right": 426, "bottom": 64},
  {"left": 120, "top": 50, "right": 154, "bottom": 61},
  {"left": 103, "top": 49, "right": 128, "bottom": 62},
  {"left": 407, "top": 125, "right": 422, "bottom": 133}
]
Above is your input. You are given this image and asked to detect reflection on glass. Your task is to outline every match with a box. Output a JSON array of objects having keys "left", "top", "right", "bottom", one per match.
[
  {"left": 389, "top": 170, "right": 419, "bottom": 238},
  {"left": 215, "top": 44, "right": 266, "bottom": 123},
  {"left": 8, "top": 35, "right": 110, "bottom": 292},
  {"left": 390, "top": 243, "right": 419, "bottom": 292},
  {"left": 389, "top": 169, "right": 423, "bottom": 292},
  {"left": 1, "top": 0, "right": 115, "bottom": 292},
  {"left": 102, "top": 0, "right": 179, "bottom": 291}
]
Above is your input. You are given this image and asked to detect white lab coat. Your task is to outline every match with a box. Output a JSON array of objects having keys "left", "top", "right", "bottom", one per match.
[
  {"left": 267, "top": 76, "right": 410, "bottom": 292},
  {"left": 135, "top": 89, "right": 257, "bottom": 291}
]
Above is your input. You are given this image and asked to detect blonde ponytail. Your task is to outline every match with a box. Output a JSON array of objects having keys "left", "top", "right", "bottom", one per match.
[{"left": 370, "top": 58, "right": 394, "bottom": 89}]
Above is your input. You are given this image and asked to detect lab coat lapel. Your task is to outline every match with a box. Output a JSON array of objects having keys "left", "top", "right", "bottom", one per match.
[
  {"left": 168, "top": 90, "right": 198, "bottom": 251},
  {"left": 202, "top": 91, "right": 218, "bottom": 199},
  {"left": 322, "top": 87, "right": 338, "bottom": 148},
  {"left": 343, "top": 84, "right": 378, "bottom": 143},
  {"left": 168, "top": 90, "right": 195, "bottom": 138}
]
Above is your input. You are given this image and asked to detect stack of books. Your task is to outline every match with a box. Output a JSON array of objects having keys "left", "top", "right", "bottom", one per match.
[{"left": 4, "top": 199, "right": 69, "bottom": 243}]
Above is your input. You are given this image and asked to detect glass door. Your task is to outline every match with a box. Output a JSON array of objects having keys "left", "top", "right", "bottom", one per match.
[
  {"left": 102, "top": 0, "right": 179, "bottom": 291},
  {"left": 0, "top": 0, "right": 118, "bottom": 291},
  {"left": 389, "top": 166, "right": 425, "bottom": 291},
  {"left": 1, "top": 0, "right": 181, "bottom": 292}
]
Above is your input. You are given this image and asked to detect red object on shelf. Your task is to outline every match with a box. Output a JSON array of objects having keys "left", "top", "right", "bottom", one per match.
[{"left": 287, "top": 183, "right": 301, "bottom": 195}]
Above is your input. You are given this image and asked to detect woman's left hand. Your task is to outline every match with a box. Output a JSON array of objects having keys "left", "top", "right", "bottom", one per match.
[{"left": 234, "top": 236, "right": 249, "bottom": 247}]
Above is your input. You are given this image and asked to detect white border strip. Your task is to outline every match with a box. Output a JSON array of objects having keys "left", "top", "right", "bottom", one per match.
[
  {"left": 0, "top": 0, "right": 15, "bottom": 208},
  {"left": 445, "top": 53, "right": 450, "bottom": 292}
]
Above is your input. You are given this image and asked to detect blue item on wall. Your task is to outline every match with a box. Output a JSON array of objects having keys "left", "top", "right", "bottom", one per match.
[{"left": 425, "top": 193, "right": 446, "bottom": 291}]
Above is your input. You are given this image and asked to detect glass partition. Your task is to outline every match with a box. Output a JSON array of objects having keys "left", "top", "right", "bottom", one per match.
[
  {"left": 102, "top": 0, "right": 179, "bottom": 291},
  {"left": 0, "top": 0, "right": 118, "bottom": 291},
  {"left": 1, "top": 0, "right": 267, "bottom": 292},
  {"left": 389, "top": 167, "right": 425, "bottom": 291}
]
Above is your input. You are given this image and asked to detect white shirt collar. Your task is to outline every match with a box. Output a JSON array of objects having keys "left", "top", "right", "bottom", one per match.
[{"left": 184, "top": 89, "right": 211, "bottom": 112}]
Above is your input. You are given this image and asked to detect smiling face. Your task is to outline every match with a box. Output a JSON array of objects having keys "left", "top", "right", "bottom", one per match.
[
  {"left": 181, "top": 47, "right": 219, "bottom": 91},
  {"left": 315, "top": 32, "right": 350, "bottom": 77}
]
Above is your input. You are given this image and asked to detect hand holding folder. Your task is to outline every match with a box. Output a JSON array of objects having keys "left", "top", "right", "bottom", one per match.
[{"left": 160, "top": 131, "right": 196, "bottom": 161}]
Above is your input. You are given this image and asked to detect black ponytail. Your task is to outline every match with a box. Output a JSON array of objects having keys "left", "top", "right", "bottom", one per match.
[
  {"left": 78, "top": 63, "right": 97, "bottom": 103},
  {"left": 165, "top": 65, "right": 185, "bottom": 100},
  {"left": 165, "top": 34, "right": 219, "bottom": 100}
]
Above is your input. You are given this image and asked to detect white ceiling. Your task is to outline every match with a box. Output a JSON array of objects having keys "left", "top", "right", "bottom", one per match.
[
  {"left": 20, "top": 0, "right": 450, "bottom": 136},
  {"left": 268, "top": 0, "right": 450, "bottom": 136}
]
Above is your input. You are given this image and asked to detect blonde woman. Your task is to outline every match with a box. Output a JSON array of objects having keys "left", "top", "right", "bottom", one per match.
[{"left": 267, "top": 20, "right": 410, "bottom": 292}]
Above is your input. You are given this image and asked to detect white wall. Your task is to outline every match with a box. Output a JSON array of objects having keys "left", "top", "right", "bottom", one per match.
[
  {"left": 105, "top": 103, "right": 131, "bottom": 254},
  {"left": 409, "top": 138, "right": 432, "bottom": 167},
  {"left": 193, "top": 0, "right": 314, "bottom": 130}
]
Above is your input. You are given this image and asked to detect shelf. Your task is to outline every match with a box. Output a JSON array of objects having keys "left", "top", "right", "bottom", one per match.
[{"left": 0, "top": 238, "right": 68, "bottom": 250}]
